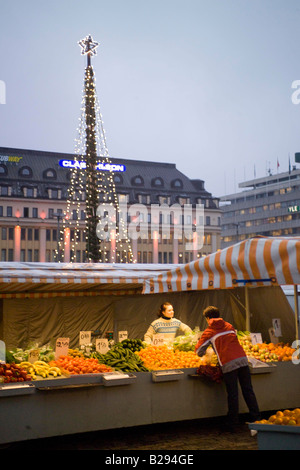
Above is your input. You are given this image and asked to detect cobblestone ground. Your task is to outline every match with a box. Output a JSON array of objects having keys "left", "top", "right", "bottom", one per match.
[{"left": 3, "top": 415, "right": 258, "bottom": 451}]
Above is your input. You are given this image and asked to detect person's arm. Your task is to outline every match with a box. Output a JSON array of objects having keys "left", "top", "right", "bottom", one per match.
[
  {"left": 144, "top": 323, "right": 156, "bottom": 344},
  {"left": 178, "top": 321, "right": 192, "bottom": 335},
  {"left": 195, "top": 329, "right": 212, "bottom": 357}
]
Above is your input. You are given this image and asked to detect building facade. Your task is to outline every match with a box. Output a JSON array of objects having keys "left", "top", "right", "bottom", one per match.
[
  {"left": 0, "top": 147, "right": 221, "bottom": 263},
  {"left": 220, "top": 167, "right": 300, "bottom": 248}
]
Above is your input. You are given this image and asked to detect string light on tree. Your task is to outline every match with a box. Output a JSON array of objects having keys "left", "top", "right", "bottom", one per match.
[{"left": 61, "top": 35, "right": 134, "bottom": 263}]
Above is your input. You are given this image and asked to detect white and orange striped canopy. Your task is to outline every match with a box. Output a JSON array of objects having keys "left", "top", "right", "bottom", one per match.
[
  {"left": 143, "top": 237, "right": 300, "bottom": 294},
  {"left": 0, "top": 262, "right": 175, "bottom": 299}
]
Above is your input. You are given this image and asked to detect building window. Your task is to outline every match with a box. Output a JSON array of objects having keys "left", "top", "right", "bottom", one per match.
[
  {"left": 132, "top": 175, "right": 144, "bottom": 186},
  {"left": 43, "top": 168, "right": 57, "bottom": 179},
  {"left": 0, "top": 165, "right": 7, "bottom": 175},
  {"left": 151, "top": 177, "right": 164, "bottom": 187},
  {"left": 32, "top": 208, "right": 38, "bottom": 218},
  {"left": 23, "top": 207, "right": 29, "bottom": 218},
  {"left": 171, "top": 179, "right": 183, "bottom": 189},
  {"left": 114, "top": 174, "right": 123, "bottom": 184},
  {"left": 1, "top": 186, "right": 8, "bottom": 196},
  {"left": 7, "top": 207, "right": 12, "bottom": 217},
  {"left": 19, "top": 166, "right": 33, "bottom": 178}
]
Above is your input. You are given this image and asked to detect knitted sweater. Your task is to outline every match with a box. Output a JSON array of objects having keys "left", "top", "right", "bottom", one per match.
[{"left": 144, "top": 317, "right": 192, "bottom": 344}]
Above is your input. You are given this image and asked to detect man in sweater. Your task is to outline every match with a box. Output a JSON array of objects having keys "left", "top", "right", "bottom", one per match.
[{"left": 195, "top": 306, "right": 261, "bottom": 430}]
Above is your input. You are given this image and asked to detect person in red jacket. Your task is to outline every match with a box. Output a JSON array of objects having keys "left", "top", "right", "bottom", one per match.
[{"left": 195, "top": 305, "right": 261, "bottom": 430}]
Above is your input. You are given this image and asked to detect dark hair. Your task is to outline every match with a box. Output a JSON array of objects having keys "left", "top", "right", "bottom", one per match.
[
  {"left": 203, "top": 306, "right": 220, "bottom": 319},
  {"left": 157, "top": 302, "right": 172, "bottom": 317}
]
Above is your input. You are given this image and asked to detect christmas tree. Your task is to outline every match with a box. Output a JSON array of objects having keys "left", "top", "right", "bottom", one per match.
[{"left": 62, "top": 35, "right": 133, "bottom": 263}]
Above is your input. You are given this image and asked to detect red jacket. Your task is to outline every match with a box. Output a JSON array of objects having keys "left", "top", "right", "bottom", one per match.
[{"left": 195, "top": 318, "right": 248, "bottom": 373}]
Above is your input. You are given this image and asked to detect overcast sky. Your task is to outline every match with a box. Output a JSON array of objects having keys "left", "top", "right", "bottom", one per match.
[{"left": 1, "top": 0, "right": 300, "bottom": 198}]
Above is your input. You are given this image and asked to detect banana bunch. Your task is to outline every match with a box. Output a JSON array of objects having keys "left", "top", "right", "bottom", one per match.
[
  {"left": 19, "top": 360, "right": 62, "bottom": 379},
  {"left": 97, "top": 345, "right": 149, "bottom": 372}
]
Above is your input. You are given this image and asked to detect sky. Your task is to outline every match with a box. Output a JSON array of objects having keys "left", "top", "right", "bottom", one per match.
[{"left": 1, "top": 0, "right": 300, "bottom": 198}]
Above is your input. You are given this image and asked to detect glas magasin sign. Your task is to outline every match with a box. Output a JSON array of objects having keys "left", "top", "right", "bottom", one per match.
[{"left": 59, "top": 159, "right": 126, "bottom": 172}]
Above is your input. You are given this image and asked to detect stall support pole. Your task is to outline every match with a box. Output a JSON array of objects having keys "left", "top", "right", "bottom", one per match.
[
  {"left": 245, "top": 285, "right": 250, "bottom": 332},
  {"left": 294, "top": 285, "right": 300, "bottom": 341}
]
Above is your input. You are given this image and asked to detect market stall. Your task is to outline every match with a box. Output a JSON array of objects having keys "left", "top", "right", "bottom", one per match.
[
  {"left": 0, "top": 237, "right": 299, "bottom": 445},
  {"left": 143, "top": 236, "right": 300, "bottom": 342}
]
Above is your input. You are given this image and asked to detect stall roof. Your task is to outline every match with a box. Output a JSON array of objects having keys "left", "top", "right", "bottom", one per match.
[
  {"left": 143, "top": 237, "right": 300, "bottom": 294},
  {"left": 0, "top": 262, "right": 177, "bottom": 298}
]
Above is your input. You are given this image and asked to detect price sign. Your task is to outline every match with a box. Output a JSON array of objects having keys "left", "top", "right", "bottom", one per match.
[
  {"left": 250, "top": 333, "right": 262, "bottom": 345},
  {"left": 118, "top": 331, "right": 128, "bottom": 342},
  {"left": 55, "top": 337, "right": 70, "bottom": 359},
  {"left": 152, "top": 334, "right": 165, "bottom": 346},
  {"left": 28, "top": 349, "right": 39, "bottom": 364},
  {"left": 0, "top": 340, "right": 5, "bottom": 364},
  {"left": 96, "top": 338, "right": 109, "bottom": 354},
  {"left": 272, "top": 318, "right": 282, "bottom": 337},
  {"left": 268, "top": 327, "right": 279, "bottom": 344},
  {"left": 79, "top": 331, "right": 92, "bottom": 345}
]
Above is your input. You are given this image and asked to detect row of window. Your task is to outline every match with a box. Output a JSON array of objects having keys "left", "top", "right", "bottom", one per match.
[
  {"left": 0, "top": 163, "right": 187, "bottom": 190},
  {"left": 1, "top": 226, "right": 214, "bottom": 247},
  {"left": 223, "top": 199, "right": 300, "bottom": 218},
  {"left": 223, "top": 214, "right": 299, "bottom": 231},
  {"left": 0, "top": 186, "right": 63, "bottom": 199}
]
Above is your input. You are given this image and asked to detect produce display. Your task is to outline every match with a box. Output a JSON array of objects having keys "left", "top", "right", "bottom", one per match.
[
  {"left": 255, "top": 408, "right": 300, "bottom": 426},
  {"left": 1, "top": 329, "right": 296, "bottom": 388},
  {"left": 18, "top": 360, "right": 62, "bottom": 379},
  {"left": 0, "top": 363, "right": 32, "bottom": 383},
  {"left": 237, "top": 331, "right": 295, "bottom": 362},
  {"left": 171, "top": 328, "right": 201, "bottom": 352},
  {"left": 136, "top": 344, "right": 204, "bottom": 370},
  {"left": 49, "top": 356, "right": 113, "bottom": 374},
  {"left": 8, "top": 344, "right": 55, "bottom": 363},
  {"left": 93, "top": 340, "right": 149, "bottom": 372}
]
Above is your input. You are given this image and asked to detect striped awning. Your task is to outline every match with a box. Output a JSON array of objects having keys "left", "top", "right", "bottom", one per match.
[
  {"left": 143, "top": 237, "right": 300, "bottom": 294},
  {"left": 0, "top": 262, "right": 177, "bottom": 298}
]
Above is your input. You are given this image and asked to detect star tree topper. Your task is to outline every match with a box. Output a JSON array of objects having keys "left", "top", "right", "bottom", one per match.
[{"left": 78, "top": 35, "right": 99, "bottom": 65}]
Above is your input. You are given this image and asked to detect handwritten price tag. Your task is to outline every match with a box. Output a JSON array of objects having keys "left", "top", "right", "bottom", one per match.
[
  {"left": 152, "top": 334, "right": 165, "bottom": 346},
  {"left": 118, "top": 331, "right": 128, "bottom": 342},
  {"left": 28, "top": 349, "right": 39, "bottom": 363},
  {"left": 96, "top": 338, "right": 109, "bottom": 354},
  {"left": 79, "top": 331, "right": 92, "bottom": 345},
  {"left": 250, "top": 333, "right": 262, "bottom": 345},
  {"left": 55, "top": 337, "right": 70, "bottom": 359}
]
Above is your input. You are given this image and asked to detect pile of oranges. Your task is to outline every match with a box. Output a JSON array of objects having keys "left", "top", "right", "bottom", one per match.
[
  {"left": 136, "top": 345, "right": 204, "bottom": 370},
  {"left": 49, "top": 355, "right": 113, "bottom": 374},
  {"left": 256, "top": 408, "right": 300, "bottom": 426}
]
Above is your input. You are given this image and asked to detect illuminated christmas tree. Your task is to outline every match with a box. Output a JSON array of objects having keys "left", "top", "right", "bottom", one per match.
[{"left": 62, "top": 35, "right": 133, "bottom": 263}]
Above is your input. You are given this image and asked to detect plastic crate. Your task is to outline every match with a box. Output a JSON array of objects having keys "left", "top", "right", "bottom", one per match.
[{"left": 248, "top": 423, "right": 300, "bottom": 450}]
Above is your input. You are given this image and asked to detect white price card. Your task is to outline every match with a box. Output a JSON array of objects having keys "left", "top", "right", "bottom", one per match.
[
  {"left": 55, "top": 337, "right": 70, "bottom": 359},
  {"left": 96, "top": 338, "right": 109, "bottom": 354},
  {"left": 0, "top": 340, "right": 5, "bottom": 364},
  {"left": 79, "top": 331, "right": 92, "bottom": 345},
  {"left": 28, "top": 349, "right": 39, "bottom": 363},
  {"left": 152, "top": 334, "right": 165, "bottom": 346},
  {"left": 118, "top": 331, "right": 128, "bottom": 342},
  {"left": 268, "top": 327, "right": 279, "bottom": 344},
  {"left": 250, "top": 333, "right": 262, "bottom": 345},
  {"left": 272, "top": 318, "right": 282, "bottom": 337}
]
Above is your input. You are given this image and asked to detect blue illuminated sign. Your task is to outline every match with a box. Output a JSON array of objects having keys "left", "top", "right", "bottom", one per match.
[{"left": 59, "top": 159, "right": 126, "bottom": 172}]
